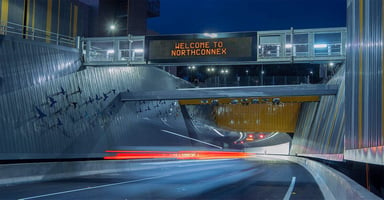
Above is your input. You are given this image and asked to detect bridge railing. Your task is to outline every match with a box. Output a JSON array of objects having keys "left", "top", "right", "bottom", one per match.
[
  {"left": 81, "top": 27, "right": 346, "bottom": 66},
  {"left": 0, "top": 21, "right": 76, "bottom": 47},
  {"left": 81, "top": 36, "right": 145, "bottom": 66},
  {"left": 257, "top": 27, "right": 346, "bottom": 63}
]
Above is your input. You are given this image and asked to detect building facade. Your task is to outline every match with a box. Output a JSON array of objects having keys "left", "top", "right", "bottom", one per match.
[{"left": 96, "top": 0, "right": 160, "bottom": 36}]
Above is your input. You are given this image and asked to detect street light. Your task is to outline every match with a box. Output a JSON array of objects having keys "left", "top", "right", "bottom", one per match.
[
  {"left": 220, "top": 69, "right": 229, "bottom": 86},
  {"left": 307, "top": 70, "right": 313, "bottom": 84},
  {"left": 206, "top": 67, "right": 216, "bottom": 86},
  {"left": 207, "top": 67, "right": 215, "bottom": 72},
  {"left": 220, "top": 69, "right": 229, "bottom": 74},
  {"left": 245, "top": 69, "right": 250, "bottom": 86},
  {"left": 109, "top": 23, "right": 117, "bottom": 36}
]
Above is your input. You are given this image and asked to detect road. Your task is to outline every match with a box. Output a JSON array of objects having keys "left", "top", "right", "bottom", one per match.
[{"left": 0, "top": 158, "right": 323, "bottom": 200}]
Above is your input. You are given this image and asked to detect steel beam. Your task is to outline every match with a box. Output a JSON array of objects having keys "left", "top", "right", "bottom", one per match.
[{"left": 120, "top": 84, "right": 338, "bottom": 101}]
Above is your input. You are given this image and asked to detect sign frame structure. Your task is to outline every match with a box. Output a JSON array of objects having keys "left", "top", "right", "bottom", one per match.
[{"left": 145, "top": 32, "right": 258, "bottom": 64}]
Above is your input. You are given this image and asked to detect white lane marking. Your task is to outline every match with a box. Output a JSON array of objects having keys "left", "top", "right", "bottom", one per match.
[
  {"left": 283, "top": 176, "right": 296, "bottom": 200},
  {"left": 18, "top": 175, "right": 169, "bottom": 200},
  {"left": 161, "top": 129, "right": 222, "bottom": 149},
  {"left": 234, "top": 132, "right": 244, "bottom": 143},
  {"left": 143, "top": 159, "right": 233, "bottom": 165},
  {"left": 211, "top": 128, "right": 224, "bottom": 137}
]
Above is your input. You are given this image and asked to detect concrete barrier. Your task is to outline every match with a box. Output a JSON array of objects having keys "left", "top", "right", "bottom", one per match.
[{"left": 251, "top": 155, "right": 381, "bottom": 200}]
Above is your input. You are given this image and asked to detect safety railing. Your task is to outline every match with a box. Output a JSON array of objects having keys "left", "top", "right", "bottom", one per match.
[
  {"left": 81, "top": 35, "right": 145, "bottom": 66},
  {"left": 0, "top": 21, "right": 76, "bottom": 47},
  {"left": 81, "top": 27, "right": 346, "bottom": 66},
  {"left": 257, "top": 27, "right": 346, "bottom": 62}
]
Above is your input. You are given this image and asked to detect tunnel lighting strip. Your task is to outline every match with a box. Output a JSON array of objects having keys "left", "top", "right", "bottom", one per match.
[{"left": 161, "top": 130, "right": 222, "bottom": 149}]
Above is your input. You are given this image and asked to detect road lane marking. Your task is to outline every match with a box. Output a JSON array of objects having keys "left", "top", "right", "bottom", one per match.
[
  {"left": 211, "top": 128, "right": 224, "bottom": 137},
  {"left": 161, "top": 129, "right": 222, "bottom": 149},
  {"left": 283, "top": 176, "right": 296, "bottom": 200},
  {"left": 143, "top": 159, "right": 233, "bottom": 165},
  {"left": 18, "top": 175, "right": 169, "bottom": 200}
]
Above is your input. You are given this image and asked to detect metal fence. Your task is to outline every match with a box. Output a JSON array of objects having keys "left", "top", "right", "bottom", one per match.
[
  {"left": 199, "top": 75, "right": 310, "bottom": 87},
  {"left": 0, "top": 21, "right": 77, "bottom": 48}
]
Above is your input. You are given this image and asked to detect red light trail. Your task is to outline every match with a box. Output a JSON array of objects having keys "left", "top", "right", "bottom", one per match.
[{"left": 104, "top": 150, "right": 255, "bottom": 160}]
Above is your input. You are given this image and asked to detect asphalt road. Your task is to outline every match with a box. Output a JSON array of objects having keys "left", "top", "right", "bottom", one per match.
[{"left": 0, "top": 158, "right": 323, "bottom": 200}]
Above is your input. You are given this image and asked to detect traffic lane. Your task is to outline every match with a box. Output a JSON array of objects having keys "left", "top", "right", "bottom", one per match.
[
  {"left": 0, "top": 159, "right": 259, "bottom": 200},
  {"left": 190, "top": 159, "right": 324, "bottom": 200},
  {"left": 0, "top": 159, "right": 323, "bottom": 200}
]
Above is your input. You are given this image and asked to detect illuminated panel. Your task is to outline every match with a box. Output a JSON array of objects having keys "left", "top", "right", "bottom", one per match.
[
  {"left": 215, "top": 103, "right": 301, "bottom": 132},
  {"left": 146, "top": 33, "right": 257, "bottom": 63}
]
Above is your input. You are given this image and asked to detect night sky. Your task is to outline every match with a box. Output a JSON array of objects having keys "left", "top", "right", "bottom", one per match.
[{"left": 148, "top": 0, "right": 346, "bottom": 35}]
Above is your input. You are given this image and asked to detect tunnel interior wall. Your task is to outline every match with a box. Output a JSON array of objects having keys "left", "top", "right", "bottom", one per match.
[
  {"left": 0, "top": 37, "right": 194, "bottom": 160},
  {"left": 291, "top": 64, "right": 345, "bottom": 157},
  {"left": 344, "top": 0, "right": 384, "bottom": 165}
]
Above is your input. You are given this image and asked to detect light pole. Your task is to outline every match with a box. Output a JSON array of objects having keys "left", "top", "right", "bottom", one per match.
[
  {"left": 220, "top": 69, "right": 229, "bottom": 86},
  {"left": 188, "top": 66, "right": 197, "bottom": 85},
  {"left": 260, "top": 65, "right": 265, "bottom": 86},
  {"left": 308, "top": 70, "right": 313, "bottom": 84},
  {"left": 246, "top": 69, "right": 250, "bottom": 86},
  {"left": 206, "top": 67, "right": 216, "bottom": 87}
]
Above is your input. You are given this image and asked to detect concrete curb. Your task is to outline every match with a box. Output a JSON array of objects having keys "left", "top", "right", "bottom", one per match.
[{"left": 252, "top": 155, "right": 381, "bottom": 200}]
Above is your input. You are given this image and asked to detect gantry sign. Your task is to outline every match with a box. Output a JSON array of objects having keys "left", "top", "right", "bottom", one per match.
[{"left": 145, "top": 32, "right": 257, "bottom": 63}]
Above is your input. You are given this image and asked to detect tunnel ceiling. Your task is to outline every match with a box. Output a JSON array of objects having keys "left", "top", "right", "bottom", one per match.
[
  {"left": 214, "top": 103, "right": 301, "bottom": 133},
  {"left": 181, "top": 96, "right": 319, "bottom": 133}
]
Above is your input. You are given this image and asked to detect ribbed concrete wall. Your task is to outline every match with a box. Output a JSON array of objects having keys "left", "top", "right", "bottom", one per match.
[
  {"left": 291, "top": 65, "right": 345, "bottom": 156},
  {"left": 0, "top": 37, "right": 194, "bottom": 160},
  {"left": 0, "top": 36, "right": 81, "bottom": 94},
  {"left": 344, "top": 0, "right": 384, "bottom": 165}
]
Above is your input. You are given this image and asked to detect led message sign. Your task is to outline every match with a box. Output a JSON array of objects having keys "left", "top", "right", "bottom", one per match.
[{"left": 145, "top": 33, "right": 257, "bottom": 63}]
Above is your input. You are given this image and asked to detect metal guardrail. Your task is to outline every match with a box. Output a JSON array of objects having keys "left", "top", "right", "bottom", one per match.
[{"left": 0, "top": 21, "right": 76, "bottom": 47}]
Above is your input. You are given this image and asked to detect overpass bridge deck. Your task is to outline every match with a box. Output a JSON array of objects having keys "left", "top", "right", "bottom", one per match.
[
  {"left": 81, "top": 27, "right": 346, "bottom": 67},
  {"left": 120, "top": 84, "right": 338, "bottom": 101}
]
